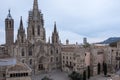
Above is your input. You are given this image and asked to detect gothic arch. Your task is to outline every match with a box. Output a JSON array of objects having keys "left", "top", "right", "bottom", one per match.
[{"left": 38, "top": 56, "right": 48, "bottom": 71}]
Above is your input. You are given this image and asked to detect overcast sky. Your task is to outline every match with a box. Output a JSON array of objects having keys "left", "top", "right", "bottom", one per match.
[{"left": 0, "top": 0, "right": 120, "bottom": 44}]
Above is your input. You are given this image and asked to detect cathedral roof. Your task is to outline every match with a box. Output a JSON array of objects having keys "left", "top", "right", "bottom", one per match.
[{"left": 8, "top": 62, "right": 31, "bottom": 72}]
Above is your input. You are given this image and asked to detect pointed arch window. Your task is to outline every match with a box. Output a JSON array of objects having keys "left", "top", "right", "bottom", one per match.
[
  {"left": 37, "top": 25, "right": 40, "bottom": 35},
  {"left": 56, "top": 37, "right": 58, "bottom": 43},
  {"left": 21, "top": 48, "right": 25, "bottom": 56},
  {"left": 21, "top": 36, "right": 24, "bottom": 43},
  {"left": 56, "top": 49, "right": 58, "bottom": 54},
  {"left": 29, "top": 59, "right": 32, "bottom": 65},
  {"left": 32, "top": 26, "right": 34, "bottom": 35},
  {"left": 29, "top": 48, "right": 32, "bottom": 56},
  {"left": 56, "top": 57, "right": 58, "bottom": 62},
  {"left": 22, "top": 59, "right": 25, "bottom": 63},
  {"left": 51, "top": 50, "right": 53, "bottom": 55},
  {"left": 9, "top": 21, "right": 11, "bottom": 28}
]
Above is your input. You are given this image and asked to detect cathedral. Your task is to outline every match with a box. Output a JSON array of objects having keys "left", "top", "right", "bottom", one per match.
[
  {"left": 5, "top": 0, "right": 61, "bottom": 74},
  {"left": 2, "top": 0, "right": 120, "bottom": 78}
]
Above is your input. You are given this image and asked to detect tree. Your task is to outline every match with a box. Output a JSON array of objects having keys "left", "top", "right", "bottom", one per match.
[
  {"left": 98, "top": 63, "right": 101, "bottom": 75},
  {"left": 87, "top": 66, "right": 90, "bottom": 79},
  {"left": 83, "top": 70, "right": 86, "bottom": 80},
  {"left": 69, "top": 71, "right": 82, "bottom": 80},
  {"left": 41, "top": 76, "right": 52, "bottom": 80},
  {"left": 103, "top": 63, "right": 107, "bottom": 76},
  {"left": 83, "top": 43, "right": 90, "bottom": 48},
  {"left": 103, "top": 62, "right": 105, "bottom": 72}
]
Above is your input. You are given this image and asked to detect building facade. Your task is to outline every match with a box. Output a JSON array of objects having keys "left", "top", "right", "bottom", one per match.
[{"left": 0, "top": 55, "right": 32, "bottom": 80}]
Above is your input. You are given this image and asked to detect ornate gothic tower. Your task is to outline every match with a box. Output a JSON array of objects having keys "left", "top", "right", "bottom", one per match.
[
  {"left": 52, "top": 22, "right": 59, "bottom": 44},
  {"left": 5, "top": 10, "right": 14, "bottom": 46},
  {"left": 27, "top": 0, "right": 46, "bottom": 43},
  {"left": 17, "top": 17, "right": 26, "bottom": 44}
]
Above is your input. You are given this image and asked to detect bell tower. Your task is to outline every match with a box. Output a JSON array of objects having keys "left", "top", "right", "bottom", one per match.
[{"left": 5, "top": 10, "right": 14, "bottom": 46}]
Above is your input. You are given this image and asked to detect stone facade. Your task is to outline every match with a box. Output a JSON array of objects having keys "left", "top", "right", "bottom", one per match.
[{"left": 4, "top": 0, "right": 61, "bottom": 75}]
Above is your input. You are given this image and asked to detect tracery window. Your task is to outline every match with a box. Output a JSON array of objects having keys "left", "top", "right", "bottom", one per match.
[
  {"left": 21, "top": 48, "right": 24, "bottom": 56},
  {"left": 37, "top": 25, "right": 40, "bottom": 35},
  {"left": 32, "top": 26, "right": 34, "bottom": 35}
]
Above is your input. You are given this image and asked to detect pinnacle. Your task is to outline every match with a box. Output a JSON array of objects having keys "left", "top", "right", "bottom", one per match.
[
  {"left": 7, "top": 9, "right": 12, "bottom": 19},
  {"left": 54, "top": 21, "right": 57, "bottom": 33},
  {"left": 19, "top": 16, "right": 24, "bottom": 30},
  {"left": 33, "top": 0, "right": 38, "bottom": 10}
]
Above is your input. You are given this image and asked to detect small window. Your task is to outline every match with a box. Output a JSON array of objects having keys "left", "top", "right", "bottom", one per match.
[
  {"left": 66, "top": 61, "right": 68, "bottom": 65},
  {"left": 51, "top": 57, "right": 53, "bottom": 62},
  {"left": 66, "top": 56, "right": 68, "bottom": 59},
  {"left": 56, "top": 57, "right": 58, "bottom": 62},
  {"left": 30, "top": 59, "right": 32, "bottom": 65},
  {"left": 32, "top": 26, "right": 34, "bottom": 35},
  {"left": 10, "top": 74, "right": 12, "bottom": 77},
  {"left": 56, "top": 37, "right": 58, "bottom": 43},
  {"left": 29, "top": 48, "right": 32, "bottom": 56},
  {"left": 3, "top": 73, "right": 5, "bottom": 77},
  {"left": 22, "top": 59, "right": 25, "bottom": 63},
  {"left": 26, "top": 73, "right": 28, "bottom": 76},
  {"left": 63, "top": 56, "right": 65, "bottom": 59},
  {"left": 116, "top": 52, "right": 118, "bottom": 56},
  {"left": 63, "top": 61, "right": 65, "bottom": 63},
  {"left": 21, "top": 36, "right": 24, "bottom": 43},
  {"left": 51, "top": 50, "right": 53, "bottom": 55},
  {"left": 37, "top": 26, "right": 40, "bottom": 35},
  {"left": 56, "top": 49, "right": 58, "bottom": 54},
  {"left": 70, "top": 57, "right": 71, "bottom": 59},
  {"left": 112, "top": 50, "right": 114, "bottom": 52},
  {"left": 9, "top": 21, "right": 11, "bottom": 28},
  {"left": 70, "top": 62, "right": 72, "bottom": 66}
]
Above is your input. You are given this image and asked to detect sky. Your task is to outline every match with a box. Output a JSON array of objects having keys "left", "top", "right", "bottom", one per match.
[{"left": 0, "top": 0, "right": 120, "bottom": 44}]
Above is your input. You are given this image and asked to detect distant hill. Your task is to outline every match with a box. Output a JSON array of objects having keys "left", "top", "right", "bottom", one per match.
[{"left": 99, "top": 37, "right": 120, "bottom": 44}]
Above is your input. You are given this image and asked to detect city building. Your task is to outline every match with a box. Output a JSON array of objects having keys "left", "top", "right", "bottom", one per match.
[{"left": 0, "top": 54, "right": 32, "bottom": 80}]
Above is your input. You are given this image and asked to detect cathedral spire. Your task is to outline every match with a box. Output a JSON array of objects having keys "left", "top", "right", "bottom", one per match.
[
  {"left": 48, "top": 37, "right": 50, "bottom": 44},
  {"left": 52, "top": 22, "right": 59, "bottom": 44},
  {"left": 33, "top": 0, "right": 38, "bottom": 10},
  {"left": 19, "top": 16, "right": 24, "bottom": 30},
  {"left": 33, "top": 0, "right": 39, "bottom": 20},
  {"left": 18, "top": 16, "right": 25, "bottom": 35},
  {"left": 54, "top": 21, "right": 57, "bottom": 33}
]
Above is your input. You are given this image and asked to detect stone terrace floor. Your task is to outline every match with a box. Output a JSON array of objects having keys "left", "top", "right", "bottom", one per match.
[
  {"left": 31, "top": 70, "right": 120, "bottom": 80},
  {"left": 90, "top": 74, "right": 120, "bottom": 80},
  {"left": 31, "top": 70, "right": 70, "bottom": 80}
]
